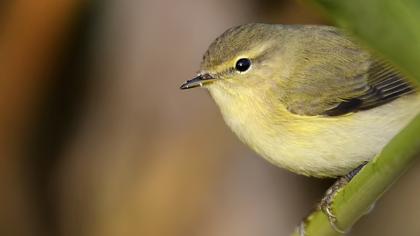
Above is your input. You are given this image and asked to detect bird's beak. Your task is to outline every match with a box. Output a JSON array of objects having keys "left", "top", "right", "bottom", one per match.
[{"left": 180, "top": 73, "right": 215, "bottom": 90}]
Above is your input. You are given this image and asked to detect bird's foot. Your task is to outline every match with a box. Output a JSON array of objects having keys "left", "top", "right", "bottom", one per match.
[
  {"left": 319, "top": 177, "right": 349, "bottom": 234},
  {"left": 319, "top": 162, "right": 368, "bottom": 234},
  {"left": 297, "top": 220, "right": 306, "bottom": 236}
]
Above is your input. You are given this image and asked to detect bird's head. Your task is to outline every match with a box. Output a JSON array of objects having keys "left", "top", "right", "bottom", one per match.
[{"left": 180, "top": 23, "right": 286, "bottom": 93}]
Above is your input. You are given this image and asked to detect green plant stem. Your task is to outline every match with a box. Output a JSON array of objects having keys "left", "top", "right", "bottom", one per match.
[{"left": 291, "top": 114, "right": 420, "bottom": 235}]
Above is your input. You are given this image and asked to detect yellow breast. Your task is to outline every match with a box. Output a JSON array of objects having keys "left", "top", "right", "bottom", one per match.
[{"left": 208, "top": 85, "right": 420, "bottom": 178}]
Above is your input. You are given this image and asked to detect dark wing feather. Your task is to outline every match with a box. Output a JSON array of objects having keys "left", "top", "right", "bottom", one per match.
[{"left": 324, "top": 60, "right": 416, "bottom": 116}]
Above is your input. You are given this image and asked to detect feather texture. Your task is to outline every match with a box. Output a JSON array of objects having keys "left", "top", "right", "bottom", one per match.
[
  {"left": 278, "top": 27, "right": 417, "bottom": 116},
  {"left": 197, "top": 23, "right": 420, "bottom": 177}
]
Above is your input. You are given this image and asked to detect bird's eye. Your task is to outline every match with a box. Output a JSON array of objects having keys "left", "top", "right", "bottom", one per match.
[{"left": 235, "top": 58, "right": 251, "bottom": 72}]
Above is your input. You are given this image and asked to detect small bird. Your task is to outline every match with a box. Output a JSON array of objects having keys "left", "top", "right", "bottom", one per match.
[{"left": 180, "top": 23, "right": 420, "bottom": 179}]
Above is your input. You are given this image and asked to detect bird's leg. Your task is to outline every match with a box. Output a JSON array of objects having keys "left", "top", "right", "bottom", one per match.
[
  {"left": 296, "top": 214, "right": 311, "bottom": 236},
  {"left": 297, "top": 221, "right": 306, "bottom": 236},
  {"left": 319, "top": 162, "right": 368, "bottom": 234},
  {"left": 296, "top": 162, "right": 367, "bottom": 235}
]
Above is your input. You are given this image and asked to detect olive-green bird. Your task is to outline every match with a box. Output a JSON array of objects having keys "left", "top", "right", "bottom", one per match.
[{"left": 180, "top": 23, "right": 420, "bottom": 178}]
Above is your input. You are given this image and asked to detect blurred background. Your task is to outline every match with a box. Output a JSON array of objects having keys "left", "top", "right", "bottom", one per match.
[{"left": 1, "top": 0, "right": 420, "bottom": 235}]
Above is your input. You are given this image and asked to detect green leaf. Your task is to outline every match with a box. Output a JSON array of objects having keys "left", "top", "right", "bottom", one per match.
[{"left": 313, "top": 0, "right": 420, "bottom": 83}]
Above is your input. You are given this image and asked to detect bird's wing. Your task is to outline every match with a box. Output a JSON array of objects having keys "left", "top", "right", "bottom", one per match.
[
  {"left": 281, "top": 34, "right": 416, "bottom": 116},
  {"left": 324, "top": 60, "right": 416, "bottom": 116}
]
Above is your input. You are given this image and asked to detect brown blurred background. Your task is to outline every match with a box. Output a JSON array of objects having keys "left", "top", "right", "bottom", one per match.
[{"left": 1, "top": 1, "right": 420, "bottom": 235}]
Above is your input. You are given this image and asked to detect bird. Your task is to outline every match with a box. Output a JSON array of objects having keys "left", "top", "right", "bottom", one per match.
[{"left": 180, "top": 23, "right": 420, "bottom": 179}]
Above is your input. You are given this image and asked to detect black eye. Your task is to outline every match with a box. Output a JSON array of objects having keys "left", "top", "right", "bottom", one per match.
[{"left": 235, "top": 58, "right": 251, "bottom": 72}]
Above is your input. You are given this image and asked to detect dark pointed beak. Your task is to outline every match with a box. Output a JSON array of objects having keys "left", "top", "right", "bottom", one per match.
[{"left": 180, "top": 74, "right": 215, "bottom": 90}]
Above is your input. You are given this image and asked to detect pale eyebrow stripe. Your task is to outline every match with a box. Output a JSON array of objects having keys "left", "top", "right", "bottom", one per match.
[
  {"left": 217, "top": 46, "right": 277, "bottom": 77},
  {"left": 253, "top": 43, "right": 280, "bottom": 63}
]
